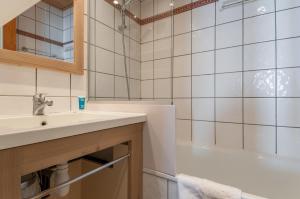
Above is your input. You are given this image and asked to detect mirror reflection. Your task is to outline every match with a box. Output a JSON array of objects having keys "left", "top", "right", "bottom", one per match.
[{"left": 1, "top": 0, "right": 74, "bottom": 63}]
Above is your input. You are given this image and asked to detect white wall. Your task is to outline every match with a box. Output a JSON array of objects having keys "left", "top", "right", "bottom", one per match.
[{"left": 140, "top": 0, "right": 300, "bottom": 160}]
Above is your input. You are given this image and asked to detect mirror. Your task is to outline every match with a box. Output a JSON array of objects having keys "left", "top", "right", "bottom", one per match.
[{"left": 0, "top": 0, "right": 83, "bottom": 74}]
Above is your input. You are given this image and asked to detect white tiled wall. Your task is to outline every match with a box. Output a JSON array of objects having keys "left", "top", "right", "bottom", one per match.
[
  {"left": 87, "top": 0, "right": 141, "bottom": 100},
  {"left": 140, "top": 0, "right": 300, "bottom": 159}
]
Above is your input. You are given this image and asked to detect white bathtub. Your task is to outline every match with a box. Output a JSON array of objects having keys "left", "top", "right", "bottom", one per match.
[{"left": 176, "top": 144, "right": 300, "bottom": 199}]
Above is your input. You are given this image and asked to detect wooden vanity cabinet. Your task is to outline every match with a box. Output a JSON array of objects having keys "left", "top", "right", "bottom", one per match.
[{"left": 0, "top": 123, "right": 143, "bottom": 199}]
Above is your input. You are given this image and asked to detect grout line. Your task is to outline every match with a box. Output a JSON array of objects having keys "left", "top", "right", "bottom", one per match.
[
  {"left": 171, "top": 1, "right": 175, "bottom": 106},
  {"left": 274, "top": 0, "right": 278, "bottom": 154},
  {"left": 94, "top": 0, "right": 97, "bottom": 99},
  {"left": 190, "top": 0, "right": 193, "bottom": 144},
  {"left": 213, "top": 1, "right": 217, "bottom": 146},
  {"left": 152, "top": 0, "right": 154, "bottom": 100},
  {"left": 114, "top": 3, "right": 116, "bottom": 99},
  {"left": 242, "top": 0, "right": 245, "bottom": 149}
]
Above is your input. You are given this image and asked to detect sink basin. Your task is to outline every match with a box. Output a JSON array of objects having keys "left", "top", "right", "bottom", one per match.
[
  {"left": 0, "top": 111, "right": 146, "bottom": 150},
  {"left": 0, "top": 112, "right": 132, "bottom": 131}
]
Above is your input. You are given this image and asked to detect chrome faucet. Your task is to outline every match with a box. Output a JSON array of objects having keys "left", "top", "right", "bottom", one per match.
[{"left": 33, "top": 94, "right": 53, "bottom": 115}]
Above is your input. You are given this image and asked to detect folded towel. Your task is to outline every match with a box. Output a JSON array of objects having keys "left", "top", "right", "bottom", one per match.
[{"left": 177, "top": 174, "right": 242, "bottom": 199}]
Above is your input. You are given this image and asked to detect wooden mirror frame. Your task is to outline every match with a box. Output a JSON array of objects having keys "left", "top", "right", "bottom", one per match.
[{"left": 0, "top": 0, "right": 84, "bottom": 75}]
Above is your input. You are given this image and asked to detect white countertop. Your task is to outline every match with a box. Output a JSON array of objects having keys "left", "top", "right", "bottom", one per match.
[{"left": 0, "top": 111, "right": 146, "bottom": 150}]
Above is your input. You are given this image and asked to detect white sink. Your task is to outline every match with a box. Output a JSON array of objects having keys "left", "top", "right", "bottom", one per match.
[{"left": 0, "top": 111, "right": 146, "bottom": 150}]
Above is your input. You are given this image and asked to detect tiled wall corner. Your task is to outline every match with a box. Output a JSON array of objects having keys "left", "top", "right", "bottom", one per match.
[{"left": 87, "top": 0, "right": 142, "bottom": 101}]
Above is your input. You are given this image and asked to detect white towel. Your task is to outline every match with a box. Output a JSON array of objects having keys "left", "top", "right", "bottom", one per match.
[{"left": 177, "top": 174, "right": 242, "bottom": 199}]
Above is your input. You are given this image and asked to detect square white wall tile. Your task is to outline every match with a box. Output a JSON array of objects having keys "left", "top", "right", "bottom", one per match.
[
  {"left": 130, "top": 20, "right": 141, "bottom": 41},
  {"left": 192, "top": 51, "right": 214, "bottom": 75},
  {"left": 141, "top": 0, "right": 154, "bottom": 18},
  {"left": 192, "top": 27, "right": 215, "bottom": 53},
  {"left": 216, "top": 21, "right": 242, "bottom": 49},
  {"left": 216, "top": 0, "right": 242, "bottom": 24},
  {"left": 115, "top": 33, "right": 129, "bottom": 56},
  {"left": 192, "top": 3, "right": 215, "bottom": 30},
  {"left": 95, "top": 73, "right": 114, "bottom": 98},
  {"left": 154, "top": 58, "right": 172, "bottom": 79},
  {"left": 244, "top": 125, "right": 276, "bottom": 155},
  {"left": 95, "top": 21, "right": 114, "bottom": 51},
  {"left": 174, "top": 0, "right": 191, "bottom": 8},
  {"left": 192, "top": 98, "right": 215, "bottom": 121},
  {"left": 37, "top": 69, "right": 70, "bottom": 96},
  {"left": 278, "top": 98, "right": 300, "bottom": 127},
  {"left": 71, "top": 72, "right": 87, "bottom": 97},
  {"left": 0, "top": 64, "right": 35, "bottom": 96},
  {"left": 141, "top": 80, "right": 154, "bottom": 99},
  {"left": 154, "top": 79, "right": 172, "bottom": 98},
  {"left": 130, "top": 79, "right": 141, "bottom": 99},
  {"left": 141, "top": 23, "right": 154, "bottom": 43},
  {"left": 115, "top": 77, "right": 128, "bottom": 98},
  {"left": 95, "top": 0, "right": 114, "bottom": 28},
  {"left": 141, "top": 61, "right": 154, "bottom": 80},
  {"left": 192, "top": 121, "right": 215, "bottom": 147},
  {"left": 173, "top": 55, "right": 191, "bottom": 77},
  {"left": 244, "top": 13, "right": 275, "bottom": 44},
  {"left": 216, "top": 46, "right": 242, "bottom": 73},
  {"left": 244, "top": 41, "right": 275, "bottom": 70},
  {"left": 174, "top": 11, "right": 191, "bottom": 35},
  {"left": 154, "top": 0, "right": 171, "bottom": 15},
  {"left": 0, "top": 96, "right": 32, "bottom": 115},
  {"left": 244, "top": 98, "right": 275, "bottom": 125},
  {"left": 173, "top": 77, "right": 191, "bottom": 98},
  {"left": 154, "top": 17, "right": 172, "bottom": 40},
  {"left": 192, "top": 75, "right": 214, "bottom": 97},
  {"left": 277, "top": 68, "right": 300, "bottom": 97},
  {"left": 88, "top": 71, "right": 96, "bottom": 98},
  {"left": 216, "top": 73, "right": 242, "bottom": 97},
  {"left": 216, "top": 123, "right": 243, "bottom": 149},
  {"left": 277, "top": 8, "right": 300, "bottom": 39},
  {"left": 277, "top": 37, "right": 300, "bottom": 68},
  {"left": 244, "top": 70, "right": 276, "bottom": 97},
  {"left": 141, "top": 42, "right": 154, "bottom": 62},
  {"left": 277, "top": 127, "right": 300, "bottom": 159},
  {"left": 244, "top": 0, "right": 275, "bottom": 17},
  {"left": 143, "top": 173, "right": 168, "bottom": 199},
  {"left": 216, "top": 98, "right": 243, "bottom": 123},
  {"left": 115, "top": 54, "right": 129, "bottom": 77},
  {"left": 174, "top": 33, "right": 191, "bottom": 56},
  {"left": 174, "top": 99, "right": 191, "bottom": 119},
  {"left": 154, "top": 38, "right": 172, "bottom": 59},
  {"left": 95, "top": 47, "right": 114, "bottom": 74},
  {"left": 176, "top": 119, "right": 192, "bottom": 144},
  {"left": 276, "top": 0, "right": 300, "bottom": 11},
  {"left": 129, "top": 59, "right": 141, "bottom": 79}
]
